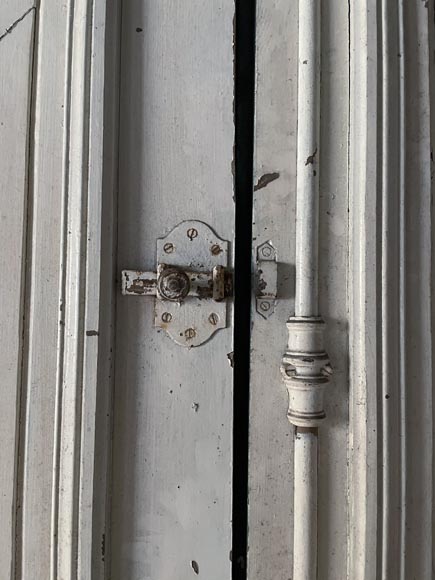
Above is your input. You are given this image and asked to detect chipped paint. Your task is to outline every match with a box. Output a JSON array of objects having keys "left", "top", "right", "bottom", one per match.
[{"left": 253, "top": 171, "right": 280, "bottom": 191}]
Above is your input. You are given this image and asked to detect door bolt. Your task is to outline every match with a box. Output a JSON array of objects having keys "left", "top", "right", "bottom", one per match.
[{"left": 121, "top": 221, "right": 230, "bottom": 347}]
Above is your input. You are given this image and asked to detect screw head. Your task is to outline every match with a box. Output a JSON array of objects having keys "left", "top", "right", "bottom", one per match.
[
  {"left": 208, "top": 313, "right": 219, "bottom": 325},
  {"left": 259, "top": 300, "right": 271, "bottom": 312},
  {"left": 185, "top": 328, "right": 196, "bottom": 339},
  {"left": 261, "top": 245, "right": 273, "bottom": 258},
  {"left": 161, "top": 312, "right": 172, "bottom": 323},
  {"left": 187, "top": 228, "right": 198, "bottom": 240},
  {"left": 163, "top": 242, "right": 174, "bottom": 254},
  {"left": 211, "top": 244, "right": 222, "bottom": 256}
]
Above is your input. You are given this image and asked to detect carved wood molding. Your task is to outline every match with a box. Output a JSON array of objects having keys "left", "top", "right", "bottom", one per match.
[
  {"left": 14, "top": 1, "right": 116, "bottom": 578},
  {"left": 349, "top": 1, "right": 434, "bottom": 578}
]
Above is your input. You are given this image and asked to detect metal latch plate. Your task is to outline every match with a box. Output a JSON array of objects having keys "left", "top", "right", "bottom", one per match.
[
  {"left": 155, "top": 221, "right": 229, "bottom": 346},
  {"left": 256, "top": 241, "right": 278, "bottom": 318}
]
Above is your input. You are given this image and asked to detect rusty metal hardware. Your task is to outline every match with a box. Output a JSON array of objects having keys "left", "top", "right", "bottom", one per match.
[
  {"left": 256, "top": 241, "right": 278, "bottom": 318},
  {"left": 121, "top": 220, "right": 232, "bottom": 347},
  {"left": 122, "top": 264, "right": 231, "bottom": 302}
]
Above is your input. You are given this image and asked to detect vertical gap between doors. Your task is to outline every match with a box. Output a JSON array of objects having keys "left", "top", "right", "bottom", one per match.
[{"left": 232, "top": 1, "right": 256, "bottom": 579}]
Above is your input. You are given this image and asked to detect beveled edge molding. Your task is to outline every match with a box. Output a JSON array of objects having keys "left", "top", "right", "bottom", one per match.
[
  {"left": 348, "top": 1, "right": 435, "bottom": 578},
  {"left": 16, "top": 0, "right": 113, "bottom": 578},
  {"left": 56, "top": 0, "right": 108, "bottom": 577}
]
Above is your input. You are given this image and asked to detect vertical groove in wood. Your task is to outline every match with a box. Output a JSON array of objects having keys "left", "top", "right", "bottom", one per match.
[
  {"left": 18, "top": 1, "right": 70, "bottom": 574},
  {"left": 380, "top": 2, "right": 404, "bottom": 577},
  {"left": 401, "top": 3, "right": 433, "bottom": 576},
  {"left": 349, "top": 1, "right": 434, "bottom": 578},
  {"left": 56, "top": 0, "right": 91, "bottom": 571},
  {"left": 317, "top": 0, "right": 350, "bottom": 575},
  {"left": 428, "top": 3, "right": 435, "bottom": 574},
  {"left": 0, "top": 4, "right": 35, "bottom": 577},
  {"left": 14, "top": 0, "right": 109, "bottom": 577},
  {"left": 89, "top": 1, "right": 122, "bottom": 578},
  {"left": 348, "top": 1, "right": 379, "bottom": 578}
]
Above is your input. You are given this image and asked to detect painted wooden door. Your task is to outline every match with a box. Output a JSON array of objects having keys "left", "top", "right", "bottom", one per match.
[
  {"left": 109, "top": 3, "right": 235, "bottom": 579},
  {"left": 1, "top": 1, "right": 435, "bottom": 580}
]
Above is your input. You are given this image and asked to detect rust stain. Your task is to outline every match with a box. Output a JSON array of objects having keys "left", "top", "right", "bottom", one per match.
[
  {"left": 257, "top": 278, "right": 267, "bottom": 296},
  {"left": 196, "top": 281, "right": 214, "bottom": 299},
  {"left": 127, "top": 277, "right": 155, "bottom": 294},
  {"left": 224, "top": 272, "right": 233, "bottom": 298}
]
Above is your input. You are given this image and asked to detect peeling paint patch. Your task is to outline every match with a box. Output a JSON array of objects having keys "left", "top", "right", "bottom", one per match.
[
  {"left": 227, "top": 351, "right": 234, "bottom": 367},
  {"left": 86, "top": 330, "right": 99, "bottom": 336},
  {"left": 253, "top": 172, "right": 280, "bottom": 191},
  {"left": 305, "top": 147, "right": 318, "bottom": 166}
]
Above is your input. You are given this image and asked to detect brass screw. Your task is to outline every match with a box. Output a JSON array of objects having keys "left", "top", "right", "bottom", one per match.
[
  {"left": 163, "top": 242, "right": 174, "bottom": 254},
  {"left": 185, "top": 328, "right": 196, "bottom": 339},
  {"left": 161, "top": 312, "right": 172, "bottom": 323},
  {"left": 208, "top": 313, "right": 219, "bottom": 325},
  {"left": 211, "top": 244, "right": 222, "bottom": 256},
  {"left": 259, "top": 300, "right": 271, "bottom": 312},
  {"left": 187, "top": 228, "right": 198, "bottom": 240}
]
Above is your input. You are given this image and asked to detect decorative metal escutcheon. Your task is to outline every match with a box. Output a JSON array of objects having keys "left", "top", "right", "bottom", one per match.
[{"left": 121, "top": 220, "right": 232, "bottom": 347}]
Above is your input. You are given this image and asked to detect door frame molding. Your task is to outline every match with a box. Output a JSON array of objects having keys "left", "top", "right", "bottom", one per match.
[
  {"left": 16, "top": 1, "right": 118, "bottom": 577},
  {"left": 12, "top": 0, "right": 435, "bottom": 577},
  {"left": 349, "top": 1, "right": 435, "bottom": 577}
]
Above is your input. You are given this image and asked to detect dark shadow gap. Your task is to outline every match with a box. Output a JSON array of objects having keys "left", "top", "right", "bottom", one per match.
[{"left": 232, "top": 1, "right": 256, "bottom": 579}]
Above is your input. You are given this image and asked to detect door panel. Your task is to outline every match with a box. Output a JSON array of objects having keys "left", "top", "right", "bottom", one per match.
[
  {"left": 111, "top": 3, "right": 235, "bottom": 579},
  {"left": 248, "top": 1, "right": 350, "bottom": 578}
]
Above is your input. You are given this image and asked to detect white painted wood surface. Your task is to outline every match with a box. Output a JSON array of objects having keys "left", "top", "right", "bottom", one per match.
[
  {"left": 0, "top": 0, "right": 110, "bottom": 577},
  {"left": 0, "top": 5, "right": 34, "bottom": 577},
  {"left": 0, "top": 1, "right": 34, "bottom": 40},
  {"left": 110, "top": 2, "right": 235, "bottom": 579},
  {"left": 247, "top": 3, "right": 297, "bottom": 577},
  {"left": 248, "top": 1, "right": 349, "bottom": 579},
  {"left": 349, "top": 1, "right": 435, "bottom": 578},
  {"left": 0, "top": 1, "right": 434, "bottom": 579}
]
